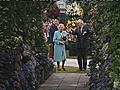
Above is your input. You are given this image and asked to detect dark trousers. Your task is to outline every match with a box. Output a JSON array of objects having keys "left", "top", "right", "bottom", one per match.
[{"left": 77, "top": 48, "right": 87, "bottom": 70}]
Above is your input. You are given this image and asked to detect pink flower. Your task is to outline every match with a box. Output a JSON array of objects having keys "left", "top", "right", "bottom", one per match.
[{"left": 82, "top": 31, "right": 87, "bottom": 36}]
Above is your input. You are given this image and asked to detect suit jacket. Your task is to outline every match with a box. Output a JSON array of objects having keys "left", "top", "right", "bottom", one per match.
[
  {"left": 49, "top": 24, "right": 58, "bottom": 43},
  {"left": 70, "top": 25, "right": 90, "bottom": 49}
]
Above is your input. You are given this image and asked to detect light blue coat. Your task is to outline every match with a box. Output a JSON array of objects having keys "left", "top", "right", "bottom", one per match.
[{"left": 53, "top": 30, "right": 67, "bottom": 62}]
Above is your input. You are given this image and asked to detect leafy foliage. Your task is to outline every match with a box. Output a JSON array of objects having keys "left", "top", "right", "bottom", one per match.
[
  {"left": 0, "top": 1, "right": 54, "bottom": 90},
  {"left": 87, "top": 1, "right": 120, "bottom": 90},
  {"left": 45, "top": 3, "right": 60, "bottom": 19}
]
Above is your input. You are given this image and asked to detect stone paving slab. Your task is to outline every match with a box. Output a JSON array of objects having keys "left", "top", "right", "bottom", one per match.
[{"left": 38, "top": 73, "right": 89, "bottom": 90}]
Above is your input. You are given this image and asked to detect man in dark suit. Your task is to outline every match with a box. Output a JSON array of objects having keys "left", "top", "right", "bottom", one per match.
[
  {"left": 69, "top": 19, "right": 90, "bottom": 71},
  {"left": 49, "top": 18, "right": 59, "bottom": 58}
]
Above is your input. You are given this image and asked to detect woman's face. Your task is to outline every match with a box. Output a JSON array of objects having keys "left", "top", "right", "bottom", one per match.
[{"left": 59, "top": 26, "right": 64, "bottom": 32}]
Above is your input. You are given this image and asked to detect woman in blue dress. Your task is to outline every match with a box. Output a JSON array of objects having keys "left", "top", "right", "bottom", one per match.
[{"left": 53, "top": 23, "right": 68, "bottom": 71}]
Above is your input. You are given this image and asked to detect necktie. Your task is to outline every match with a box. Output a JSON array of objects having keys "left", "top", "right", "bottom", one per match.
[
  {"left": 81, "top": 28, "right": 82, "bottom": 33},
  {"left": 80, "top": 26, "right": 83, "bottom": 33}
]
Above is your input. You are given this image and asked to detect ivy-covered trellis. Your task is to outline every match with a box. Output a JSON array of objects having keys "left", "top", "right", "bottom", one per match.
[
  {"left": 0, "top": 1, "right": 55, "bottom": 90},
  {"left": 87, "top": 1, "right": 120, "bottom": 90}
]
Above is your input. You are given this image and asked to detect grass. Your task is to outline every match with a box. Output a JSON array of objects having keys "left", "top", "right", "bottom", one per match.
[
  {"left": 54, "top": 56, "right": 91, "bottom": 73},
  {"left": 68, "top": 56, "right": 92, "bottom": 60},
  {"left": 67, "top": 56, "right": 77, "bottom": 59},
  {"left": 55, "top": 66, "right": 90, "bottom": 73}
]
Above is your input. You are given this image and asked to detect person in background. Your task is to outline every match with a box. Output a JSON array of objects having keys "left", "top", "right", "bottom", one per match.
[
  {"left": 53, "top": 23, "right": 68, "bottom": 71},
  {"left": 69, "top": 19, "right": 90, "bottom": 71},
  {"left": 49, "top": 18, "right": 59, "bottom": 58},
  {"left": 45, "top": 22, "right": 50, "bottom": 43}
]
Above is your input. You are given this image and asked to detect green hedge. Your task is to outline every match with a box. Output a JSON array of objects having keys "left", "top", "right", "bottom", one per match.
[
  {"left": 0, "top": 1, "right": 55, "bottom": 90},
  {"left": 87, "top": 1, "right": 120, "bottom": 90}
]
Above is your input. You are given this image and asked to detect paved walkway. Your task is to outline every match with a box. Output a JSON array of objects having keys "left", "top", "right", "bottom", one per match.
[
  {"left": 38, "top": 73, "right": 89, "bottom": 90},
  {"left": 38, "top": 59, "right": 90, "bottom": 90}
]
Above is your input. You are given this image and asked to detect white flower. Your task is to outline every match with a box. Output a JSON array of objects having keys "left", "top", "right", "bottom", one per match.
[
  {"left": 72, "top": 2, "right": 77, "bottom": 6},
  {"left": 3, "top": 7, "right": 9, "bottom": 10},
  {"left": 114, "top": 81, "right": 119, "bottom": 88},
  {"left": 96, "top": 64, "right": 99, "bottom": 69},
  {"left": 66, "top": 1, "right": 81, "bottom": 17}
]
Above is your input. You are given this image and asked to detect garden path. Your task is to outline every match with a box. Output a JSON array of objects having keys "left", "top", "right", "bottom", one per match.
[
  {"left": 38, "top": 59, "right": 90, "bottom": 90},
  {"left": 38, "top": 73, "right": 89, "bottom": 90}
]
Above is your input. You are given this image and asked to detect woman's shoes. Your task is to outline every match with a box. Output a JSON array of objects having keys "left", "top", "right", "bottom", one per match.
[
  {"left": 57, "top": 68, "right": 61, "bottom": 71},
  {"left": 57, "top": 67, "right": 66, "bottom": 71},
  {"left": 62, "top": 67, "right": 66, "bottom": 71}
]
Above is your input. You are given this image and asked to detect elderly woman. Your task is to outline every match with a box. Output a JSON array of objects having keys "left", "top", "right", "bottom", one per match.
[{"left": 53, "top": 23, "right": 68, "bottom": 71}]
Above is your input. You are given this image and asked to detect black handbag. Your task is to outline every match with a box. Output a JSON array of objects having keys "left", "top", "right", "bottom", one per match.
[{"left": 65, "top": 43, "right": 69, "bottom": 50}]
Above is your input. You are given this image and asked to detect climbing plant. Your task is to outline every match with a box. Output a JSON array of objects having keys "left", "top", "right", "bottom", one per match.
[
  {"left": 88, "top": 1, "right": 120, "bottom": 90},
  {"left": 0, "top": 1, "right": 55, "bottom": 90}
]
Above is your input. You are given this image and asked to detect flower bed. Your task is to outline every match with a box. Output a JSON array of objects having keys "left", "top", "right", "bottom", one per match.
[
  {"left": 85, "top": 1, "right": 120, "bottom": 90},
  {"left": 0, "top": 2, "right": 55, "bottom": 90},
  {"left": 0, "top": 48, "right": 55, "bottom": 90}
]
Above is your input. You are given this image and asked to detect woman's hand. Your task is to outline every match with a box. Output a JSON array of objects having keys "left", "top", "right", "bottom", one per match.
[{"left": 59, "top": 41, "right": 65, "bottom": 44}]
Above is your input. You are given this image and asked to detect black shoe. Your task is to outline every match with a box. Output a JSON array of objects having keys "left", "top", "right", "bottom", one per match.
[{"left": 62, "top": 67, "right": 66, "bottom": 71}]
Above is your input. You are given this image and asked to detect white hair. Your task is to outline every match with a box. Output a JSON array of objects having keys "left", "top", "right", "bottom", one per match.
[
  {"left": 77, "top": 19, "right": 84, "bottom": 24},
  {"left": 57, "top": 23, "right": 65, "bottom": 29}
]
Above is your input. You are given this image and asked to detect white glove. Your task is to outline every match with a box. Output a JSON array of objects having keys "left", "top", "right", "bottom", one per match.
[{"left": 59, "top": 41, "right": 65, "bottom": 44}]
